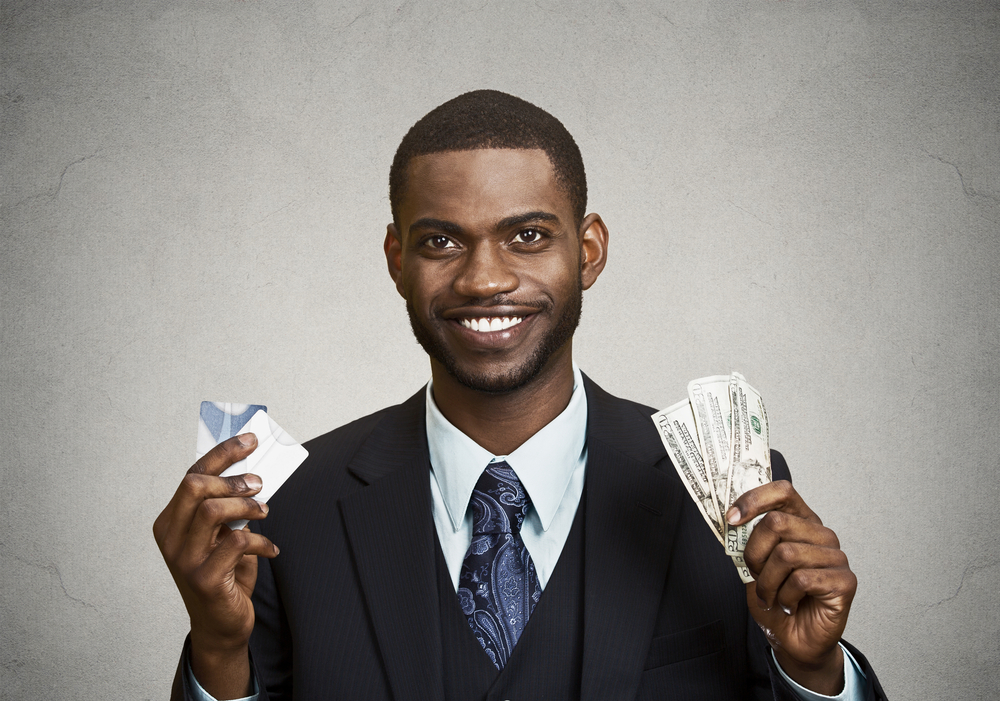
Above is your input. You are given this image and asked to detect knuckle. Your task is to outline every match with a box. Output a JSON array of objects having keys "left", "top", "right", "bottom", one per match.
[
  {"left": 741, "top": 489, "right": 761, "bottom": 508},
  {"left": 180, "top": 473, "right": 205, "bottom": 496},
  {"left": 761, "top": 510, "right": 787, "bottom": 532},
  {"left": 215, "top": 437, "right": 238, "bottom": 459},
  {"left": 846, "top": 569, "right": 858, "bottom": 592},
  {"left": 188, "top": 456, "right": 210, "bottom": 475},
  {"left": 788, "top": 568, "right": 812, "bottom": 590},
  {"left": 228, "top": 475, "right": 252, "bottom": 494},
  {"left": 834, "top": 550, "right": 851, "bottom": 569},
  {"left": 197, "top": 498, "right": 224, "bottom": 523},
  {"left": 773, "top": 542, "right": 797, "bottom": 566},
  {"left": 227, "top": 529, "right": 250, "bottom": 550}
]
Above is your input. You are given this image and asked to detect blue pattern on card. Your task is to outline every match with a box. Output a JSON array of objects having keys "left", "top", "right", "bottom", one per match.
[{"left": 200, "top": 402, "right": 267, "bottom": 444}]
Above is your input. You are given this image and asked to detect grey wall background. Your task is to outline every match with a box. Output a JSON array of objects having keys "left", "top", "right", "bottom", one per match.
[{"left": 2, "top": 1, "right": 997, "bottom": 698}]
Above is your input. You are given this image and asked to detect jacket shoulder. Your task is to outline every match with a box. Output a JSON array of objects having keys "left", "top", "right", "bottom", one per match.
[
  {"left": 582, "top": 373, "right": 791, "bottom": 480},
  {"left": 582, "top": 374, "right": 669, "bottom": 466},
  {"left": 268, "top": 386, "right": 426, "bottom": 507}
]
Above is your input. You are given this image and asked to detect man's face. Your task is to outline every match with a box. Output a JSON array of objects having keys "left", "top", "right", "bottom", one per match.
[{"left": 385, "top": 149, "right": 604, "bottom": 394}]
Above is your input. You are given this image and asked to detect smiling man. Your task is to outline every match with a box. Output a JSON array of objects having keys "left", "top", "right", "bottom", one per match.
[{"left": 155, "top": 91, "right": 886, "bottom": 701}]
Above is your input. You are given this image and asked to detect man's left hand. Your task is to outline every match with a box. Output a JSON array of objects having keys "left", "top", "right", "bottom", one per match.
[{"left": 726, "top": 480, "right": 856, "bottom": 696}]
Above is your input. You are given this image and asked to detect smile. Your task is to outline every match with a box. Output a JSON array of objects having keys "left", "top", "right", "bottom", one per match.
[{"left": 459, "top": 316, "right": 524, "bottom": 333}]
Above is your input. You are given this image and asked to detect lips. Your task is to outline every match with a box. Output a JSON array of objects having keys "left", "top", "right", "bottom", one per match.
[{"left": 458, "top": 316, "right": 524, "bottom": 333}]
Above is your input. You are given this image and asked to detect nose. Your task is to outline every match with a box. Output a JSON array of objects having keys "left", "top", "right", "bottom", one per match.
[{"left": 452, "top": 242, "right": 519, "bottom": 300}]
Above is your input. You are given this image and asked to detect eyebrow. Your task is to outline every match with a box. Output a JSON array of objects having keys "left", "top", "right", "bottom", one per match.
[
  {"left": 497, "top": 211, "right": 560, "bottom": 229},
  {"left": 408, "top": 211, "right": 560, "bottom": 236},
  {"left": 408, "top": 218, "right": 464, "bottom": 235}
]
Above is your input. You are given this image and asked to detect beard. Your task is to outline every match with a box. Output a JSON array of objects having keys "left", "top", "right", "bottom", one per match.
[{"left": 406, "top": 278, "right": 583, "bottom": 394}]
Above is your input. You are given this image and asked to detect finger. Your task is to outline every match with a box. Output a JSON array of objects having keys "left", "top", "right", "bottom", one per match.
[
  {"left": 725, "top": 480, "right": 821, "bottom": 527},
  {"left": 773, "top": 565, "right": 857, "bottom": 617},
  {"left": 752, "top": 541, "right": 849, "bottom": 611},
  {"left": 188, "top": 433, "right": 258, "bottom": 477},
  {"left": 184, "top": 497, "right": 271, "bottom": 558},
  {"left": 189, "top": 529, "right": 280, "bottom": 596},
  {"left": 743, "top": 511, "right": 840, "bottom": 574},
  {"left": 156, "top": 472, "right": 264, "bottom": 556}
]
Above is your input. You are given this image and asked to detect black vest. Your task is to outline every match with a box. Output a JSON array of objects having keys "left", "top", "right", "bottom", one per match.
[{"left": 437, "top": 494, "right": 587, "bottom": 701}]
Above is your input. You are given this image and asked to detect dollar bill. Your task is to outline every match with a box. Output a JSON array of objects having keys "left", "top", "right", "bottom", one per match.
[
  {"left": 722, "top": 372, "right": 771, "bottom": 578},
  {"left": 687, "top": 376, "right": 733, "bottom": 524},
  {"left": 649, "top": 374, "right": 773, "bottom": 585},
  {"left": 652, "top": 400, "right": 724, "bottom": 543}
]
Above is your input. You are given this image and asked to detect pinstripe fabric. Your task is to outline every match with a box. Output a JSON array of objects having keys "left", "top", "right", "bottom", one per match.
[
  {"left": 440, "top": 485, "right": 586, "bottom": 701},
  {"left": 171, "top": 375, "right": 886, "bottom": 701}
]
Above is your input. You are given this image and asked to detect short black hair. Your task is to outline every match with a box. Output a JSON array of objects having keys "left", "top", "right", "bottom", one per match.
[{"left": 389, "top": 90, "right": 587, "bottom": 229}]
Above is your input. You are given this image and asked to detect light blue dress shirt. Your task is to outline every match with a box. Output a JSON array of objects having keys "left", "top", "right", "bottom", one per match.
[{"left": 187, "top": 364, "right": 864, "bottom": 700}]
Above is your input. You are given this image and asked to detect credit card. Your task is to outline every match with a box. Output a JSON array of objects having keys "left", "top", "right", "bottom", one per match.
[
  {"left": 218, "top": 409, "right": 308, "bottom": 530},
  {"left": 197, "top": 402, "right": 267, "bottom": 460}
]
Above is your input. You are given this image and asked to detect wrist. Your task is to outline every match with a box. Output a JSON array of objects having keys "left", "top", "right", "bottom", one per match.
[
  {"left": 773, "top": 643, "right": 845, "bottom": 696},
  {"left": 189, "top": 631, "right": 252, "bottom": 699}
]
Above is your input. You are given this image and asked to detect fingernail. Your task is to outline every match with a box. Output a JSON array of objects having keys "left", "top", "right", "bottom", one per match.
[
  {"left": 757, "top": 596, "right": 769, "bottom": 611},
  {"left": 781, "top": 605, "right": 793, "bottom": 616},
  {"left": 244, "top": 474, "right": 262, "bottom": 490},
  {"left": 273, "top": 544, "right": 280, "bottom": 555},
  {"left": 726, "top": 506, "right": 741, "bottom": 525},
  {"left": 259, "top": 502, "right": 269, "bottom": 514},
  {"left": 237, "top": 432, "right": 256, "bottom": 447}
]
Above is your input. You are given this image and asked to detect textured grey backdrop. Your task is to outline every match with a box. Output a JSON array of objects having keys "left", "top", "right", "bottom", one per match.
[{"left": 2, "top": 1, "right": 998, "bottom": 698}]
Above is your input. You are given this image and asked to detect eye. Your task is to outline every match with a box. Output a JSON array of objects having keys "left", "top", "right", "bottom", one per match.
[
  {"left": 513, "top": 228, "right": 544, "bottom": 244},
  {"left": 425, "top": 235, "right": 456, "bottom": 249}
]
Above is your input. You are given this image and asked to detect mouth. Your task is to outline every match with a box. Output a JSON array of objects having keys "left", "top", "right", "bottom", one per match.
[{"left": 457, "top": 316, "right": 524, "bottom": 333}]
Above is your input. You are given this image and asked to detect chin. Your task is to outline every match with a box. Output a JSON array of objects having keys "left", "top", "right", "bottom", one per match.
[{"left": 447, "top": 355, "right": 552, "bottom": 395}]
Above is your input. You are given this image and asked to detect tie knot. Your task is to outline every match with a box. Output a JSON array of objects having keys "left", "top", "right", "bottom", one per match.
[{"left": 470, "top": 462, "right": 531, "bottom": 536}]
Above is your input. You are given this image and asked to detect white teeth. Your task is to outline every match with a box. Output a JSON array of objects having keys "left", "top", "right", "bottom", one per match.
[{"left": 459, "top": 316, "right": 524, "bottom": 333}]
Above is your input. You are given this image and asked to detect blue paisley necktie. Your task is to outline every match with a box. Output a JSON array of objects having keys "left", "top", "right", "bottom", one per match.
[{"left": 458, "top": 462, "right": 541, "bottom": 670}]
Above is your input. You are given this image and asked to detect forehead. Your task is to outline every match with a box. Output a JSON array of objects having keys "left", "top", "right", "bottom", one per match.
[{"left": 399, "top": 149, "right": 570, "bottom": 229}]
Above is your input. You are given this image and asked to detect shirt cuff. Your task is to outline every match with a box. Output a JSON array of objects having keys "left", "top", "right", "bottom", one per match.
[
  {"left": 183, "top": 648, "right": 259, "bottom": 701},
  {"left": 772, "top": 643, "right": 867, "bottom": 701}
]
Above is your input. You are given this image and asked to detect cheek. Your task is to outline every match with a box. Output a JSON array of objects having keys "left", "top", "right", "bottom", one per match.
[
  {"left": 525, "top": 260, "right": 579, "bottom": 297},
  {"left": 402, "top": 267, "right": 447, "bottom": 306}
]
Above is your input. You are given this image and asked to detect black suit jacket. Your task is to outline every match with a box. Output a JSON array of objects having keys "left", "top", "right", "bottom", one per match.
[{"left": 174, "top": 375, "right": 885, "bottom": 700}]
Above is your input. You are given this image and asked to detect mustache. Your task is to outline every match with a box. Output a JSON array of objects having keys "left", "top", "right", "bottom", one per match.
[
  {"left": 442, "top": 293, "right": 552, "bottom": 310},
  {"left": 439, "top": 294, "right": 550, "bottom": 312}
]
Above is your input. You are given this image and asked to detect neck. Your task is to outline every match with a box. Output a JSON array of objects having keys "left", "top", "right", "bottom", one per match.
[{"left": 429, "top": 347, "right": 575, "bottom": 456}]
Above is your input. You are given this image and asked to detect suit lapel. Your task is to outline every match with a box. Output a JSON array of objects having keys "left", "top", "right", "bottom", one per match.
[
  {"left": 339, "top": 390, "right": 445, "bottom": 701},
  {"left": 580, "top": 377, "right": 686, "bottom": 701},
  {"left": 336, "top": 377, "right": 686, "bottom": 701}
]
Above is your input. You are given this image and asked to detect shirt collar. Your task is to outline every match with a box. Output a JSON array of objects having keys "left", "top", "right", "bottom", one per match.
[{"left": 426, "top": 363, "right": 588, "bottom": 533}]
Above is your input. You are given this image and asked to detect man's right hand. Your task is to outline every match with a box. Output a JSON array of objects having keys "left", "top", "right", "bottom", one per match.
[{"left": 153, "top": 433, "right": 279, "bottom": 699}]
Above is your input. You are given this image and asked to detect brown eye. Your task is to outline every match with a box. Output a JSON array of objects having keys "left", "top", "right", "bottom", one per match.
[
  {"left": 428, "top": 235, "right": 454, "bottom": 249},
  {"left": 515, "top": 229, "right": 542, "bottom": 244}
]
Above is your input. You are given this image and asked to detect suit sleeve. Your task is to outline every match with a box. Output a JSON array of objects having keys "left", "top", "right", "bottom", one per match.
[{"left": 246, "top": 524, "right": 292, "bottom": 700}]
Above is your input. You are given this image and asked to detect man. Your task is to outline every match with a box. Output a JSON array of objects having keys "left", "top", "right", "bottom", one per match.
[{"left": 154, "top": 90, "right": 886, "bottom": 700}]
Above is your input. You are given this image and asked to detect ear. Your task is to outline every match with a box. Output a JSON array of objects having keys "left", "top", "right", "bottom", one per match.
[
  {"left": 579, "top": 213, "right": 609, "bottom": 290},
  {"left": 384, "top": 224, "right": 406, "bottom": 298}
]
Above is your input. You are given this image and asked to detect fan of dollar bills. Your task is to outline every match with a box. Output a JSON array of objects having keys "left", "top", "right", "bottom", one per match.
[{"left": 651, "top": 372, "right": 771, "bottom": 584}]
